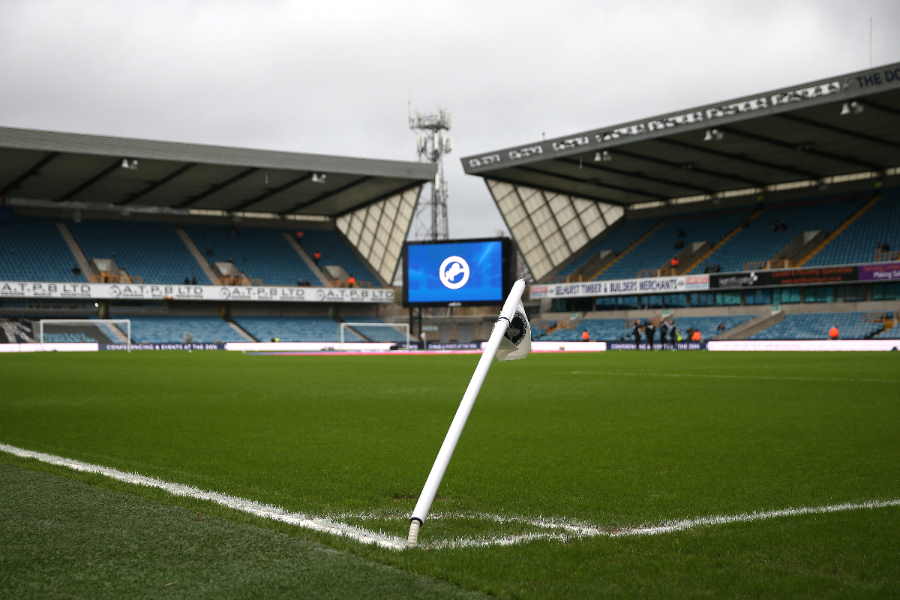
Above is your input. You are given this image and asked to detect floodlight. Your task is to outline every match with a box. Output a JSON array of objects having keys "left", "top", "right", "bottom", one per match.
[
  {"left": 120, "top": 158, "right": 138, "bottom": 170},
  {"left": 840, "top": 101, "right": 864, "bottom": 116},
  {"left": 311, "top": 173, "right": 327, "bottom": 184},
  {"left": 594, "top": 150, "right": 612, "bottom": 162},
  {"left": 703, "top": 129, "right": 724, "bottom": 142}
]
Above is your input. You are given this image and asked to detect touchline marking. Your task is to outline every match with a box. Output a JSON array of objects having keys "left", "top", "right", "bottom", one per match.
[
  {"left": 0, "top": 442, "right": 406, "bottom": 551},
  {"left": 2, "top": 442, "right": 897, "bottom": 551},
  {"left": 570, "top": 370, "right": 900, "bottom": 384}
]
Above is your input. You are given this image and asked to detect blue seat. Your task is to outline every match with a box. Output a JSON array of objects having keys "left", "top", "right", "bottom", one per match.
[
  {"left": 695, "top": 196, "right": 863, "bottom": 274},
  {"left": 553, "top": 219, "right": 658, "bottom": 281},
  {"left": 126, "top": 317, "right": 245, "bottom": 343},
  {"left": 806, "top": 189, "right": 900, "bottom": 267},
  {"left": 599, "top": 209, "right": 751, "bottom": 281},
  {"left": 751, "top": 312, "right": 879, "bottom": 340},
  {"left": 299, "top": 229, "right": 379, "bottom": 284},
  {"left": 343, "top": 317, "right": 406, "bottom": 342},
  {"left": 70, "top": 221, "right": 210, "bottom": 284},
  {"left": 186, "top": 226, "right": 319, "bottom": 286},
  {"left": 235, "top": 316, "right": 361, "bottom": 342},
  {"left": 0, "top": 220, "right": 82, "bottom": 282}
]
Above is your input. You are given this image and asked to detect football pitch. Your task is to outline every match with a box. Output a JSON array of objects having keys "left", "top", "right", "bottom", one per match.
[{"left": 1, "top": 350, "right": 898, "bottom": 598}]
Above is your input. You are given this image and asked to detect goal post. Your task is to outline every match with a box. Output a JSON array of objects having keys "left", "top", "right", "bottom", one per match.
[
  {"left": 339, "top": 322, "right": 411, "bottom": 347},
  {"left": 38, "top": 319, "right": 132, "bottom": 351}
]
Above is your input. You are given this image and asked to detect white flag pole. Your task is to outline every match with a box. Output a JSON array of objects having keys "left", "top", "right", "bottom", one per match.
[{"left": 407, "top": 278, "right": 527, "bottom": 548}]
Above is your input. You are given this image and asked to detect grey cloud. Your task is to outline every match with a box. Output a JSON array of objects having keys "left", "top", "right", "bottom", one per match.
[{"left": 2, "top": 0, "right": 899, "bottom": 237}]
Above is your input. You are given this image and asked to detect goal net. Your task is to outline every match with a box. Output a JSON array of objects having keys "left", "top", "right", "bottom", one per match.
[
  {"left": 340, "top": 322, "right": 411, "bottom": 346},
  {"left": 38, "top": 319, "right": 132, "bottom": 351}
]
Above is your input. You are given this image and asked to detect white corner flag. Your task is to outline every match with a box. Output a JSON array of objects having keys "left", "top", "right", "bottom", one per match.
[
  {"left": 495, "top": 302, "right": 531, "bottom": 361},
  {"left": 406, "top": 279, "right": 529, "bottom": 548}
]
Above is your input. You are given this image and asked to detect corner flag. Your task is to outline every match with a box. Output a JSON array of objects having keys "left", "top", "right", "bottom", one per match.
[
  {"left": 496, "top": 302, "right": 531, "bottom": 361},
  {"left": 407, "top": 279, "right": 529, "bottom": 548}
]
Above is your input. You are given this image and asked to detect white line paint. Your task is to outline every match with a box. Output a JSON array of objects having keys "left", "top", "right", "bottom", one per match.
[
  {"left": 569, "top": 370, "right": 900, "bottom": 385},
  {"left": 2, "top": 442, "right": 897, "bottom": 551},
  {"left": 0, "top": 442, "right": 406, "bottom": 550}
]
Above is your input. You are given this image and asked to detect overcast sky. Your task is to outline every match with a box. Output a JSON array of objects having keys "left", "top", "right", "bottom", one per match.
[{"left": 2, "top": 0, "right": 899, "bottom": 238}]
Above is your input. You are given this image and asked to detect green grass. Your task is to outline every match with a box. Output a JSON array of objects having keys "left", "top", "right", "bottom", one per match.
[{"left": 1, "top": 351, "right": 898, "bottom": 597}]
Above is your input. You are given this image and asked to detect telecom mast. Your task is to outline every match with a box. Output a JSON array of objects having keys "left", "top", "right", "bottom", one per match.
[{"left": 409, "top": 109, "right": 451, "bottom": 240}]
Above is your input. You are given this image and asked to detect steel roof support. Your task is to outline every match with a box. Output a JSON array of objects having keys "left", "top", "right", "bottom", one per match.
[
  {"left": 485, "top": 174, "right": 627, "bottom": 207},
  {"left": 281, "top": 176, "right": 371, "bottom": 215},
  {"left": 719, "top": 126, "right": 881, "bottom": 171},
  {"left": 0, "top": 152, "right": 59, "bottom": 196},
  {"left": 778, "top": 113, "right": 900, "bottom": 153},
  {"left": 519, "top": 165, "right": 665, "bottom": 200},
  {"left": 558, "top": 157, "right": 715, "bottom": 195},
  {"left": 175, "top": 167, "right": 258, "bottom": 209},
  {"left": 228, "top": 172, "right": 314, "bottom": 212},
  {"left": 55, "top": 158, "right": 122, "bottom": 202},
  {"left": 657, "top": 137, "right": 820, "bottom": 180},
  {"left": 612, "top": 147, "right": 764, "bottom": 187},
  {"left": 335, "top": 180, "right": 423, "bottom": 218},
  {"left": 117, "top": 162, "right": 197, "bottom": 206}
]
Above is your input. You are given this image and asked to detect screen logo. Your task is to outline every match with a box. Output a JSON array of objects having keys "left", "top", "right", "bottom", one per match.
[{"left": 439, "top": 256, "right": 470, "bottom": 290}]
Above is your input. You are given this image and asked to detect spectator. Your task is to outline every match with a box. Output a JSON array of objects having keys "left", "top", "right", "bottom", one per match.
[
  {"left": 717, "top": 322, "right": 726, "bottom": 335},
  {"left": 581, "top": 330, "right": 590, "bottom": 342},
  {"left": 183, "top": 277, "right": 190, "bottom": 284},
  {"left": 880, "top": 242, "right": 891, "bottom": 252},
  {"left": 295, "top": 231, "right": 305, "bottom": 245},
  {"left": 828, "top": 326, "right": 839, "bottom": 340},
  {"left": 670, "top": 257, "right": 680, "bottom": 269},
  {"left": 347, "top": 275, "right": 357, "bottom": 288},
  {"left": 190, "top": 276, "right": 198, "bottom": 285},
  {"left": 313, "top": 250, "right": 321, "bottom": 265}
]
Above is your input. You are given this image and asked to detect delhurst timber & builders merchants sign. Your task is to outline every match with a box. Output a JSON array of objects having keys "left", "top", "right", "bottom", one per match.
[
  {"left": 530, "top": 275, "right": 710, "bottom": 299},
  {"left": 530, "top": 261, "right": 900, "bottom": 300}
]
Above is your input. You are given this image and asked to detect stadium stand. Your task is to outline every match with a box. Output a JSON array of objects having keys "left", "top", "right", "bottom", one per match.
[
  {"left": 43, "top": 332, "right": 95, "bottom": 343},
  {"left": 127, "top": 317, "right": 245, "bottom": 344},
  {"left": 805, "top": 188, "right": 900, "bottom": 267},
  {"left": 0, "top": 318, "right": 34, "bottom": 343},
  {"left": 298, "top": 229, "right": 379, "bottom": 284},
  {"left": 598, "top": 209, "right": 751, "bottom": 281},
  {"left": 235, "top": 316, "right": 362, "bottom": 342},
  {"left": 693, "top": 196, "right": 864, "bottom": 274},
  {"left": 553, "top": 219, "right": 658, "bottom": 281},
  {"left": 0, "top": 218, "right": 82, "bottom": 282},
  {"left": 874, "top": 328, "right": 900, "bottom": 339},
  {"left": 69, "top": 220, "right": 211, "bottom": 284},
  {"left": 750, "top": 312, "right": 880, "bottom": 340},
  {"left": 537, "top": 315, "right": 753, "bottom": 341},
  {"left": 342, "top": 317, "right": 406, "bottom": 343},
  {"left": 184, "top": 225, "right": 319, "bottom": 286}
]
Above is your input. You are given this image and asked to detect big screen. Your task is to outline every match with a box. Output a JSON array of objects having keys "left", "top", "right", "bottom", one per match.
[{"left": 404, "top": 238, "right": 510, "bottom": 305}]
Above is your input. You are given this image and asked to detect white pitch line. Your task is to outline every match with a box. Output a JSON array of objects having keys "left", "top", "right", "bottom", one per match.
[
  {"left": 0, "top": 442, "right": 406, "bottom": 551},
  {"left": 2, "top": 442, "right": 898, "bottom": 551},
  {"left": 569, "top": 370, "right": 900, "bottom": 385}
]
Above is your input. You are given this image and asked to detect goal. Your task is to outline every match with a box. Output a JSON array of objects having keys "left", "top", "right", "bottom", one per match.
[
  {"left": 38, "top": 319, "right": 132, "bottom": 351},
  {"left": 339, "top": 322, "right": 410, "bottom": 346}
]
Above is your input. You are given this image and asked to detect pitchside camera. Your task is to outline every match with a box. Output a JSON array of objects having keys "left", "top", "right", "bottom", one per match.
[{"left": 403, "top": 237, "right": 514, "bottom": 306}]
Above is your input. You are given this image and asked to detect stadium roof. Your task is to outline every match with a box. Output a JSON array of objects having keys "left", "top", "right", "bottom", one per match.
[
  {"left": 462, "top": 61, "right": 900, "bottom": 207},
  {"left": 0, "top": 126, "right": 435, "bottom": 218}
]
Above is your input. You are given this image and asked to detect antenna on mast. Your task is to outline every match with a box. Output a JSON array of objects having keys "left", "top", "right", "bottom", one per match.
[{"left": 409, "top": 109, "right": 451, "bottom": 241}]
